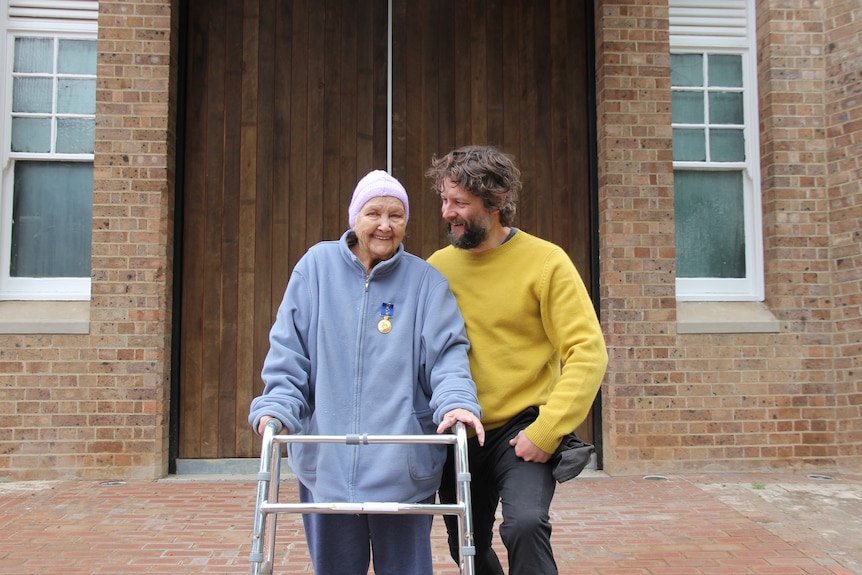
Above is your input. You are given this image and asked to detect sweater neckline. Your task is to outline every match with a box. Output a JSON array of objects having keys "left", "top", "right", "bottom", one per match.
[{"left": 461, "top": 227, "right": 522, "bottom": 258}]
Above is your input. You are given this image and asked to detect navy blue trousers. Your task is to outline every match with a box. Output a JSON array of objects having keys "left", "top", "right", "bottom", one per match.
[
  {"left": 439, "top": 408, "right": 558, "bottom": 575},
  {"left": 299, "top": 482, "right": 434, "bottom": 575}
]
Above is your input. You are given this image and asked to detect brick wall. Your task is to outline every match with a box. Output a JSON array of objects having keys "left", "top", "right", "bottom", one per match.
[
  {"left": 822, "top": 0, "right": 862, "bottom": 465},
  {"left": 87, "top": 0, "right": 176, "bottom": 479},
  {"left": 594, "top": 1, "right": 679, "bottom": 472},
  {"left": 0, "top": 0, "right": 176, "bottom": 481},
  {"left": 596, "top": 0, "right": 862, "bottom": 474},
  {"left": 1, "top": 0, "right": 858, "bottom": 481},
  {"left": 757, "top": 0, "right": 839, "bottom": 466}
]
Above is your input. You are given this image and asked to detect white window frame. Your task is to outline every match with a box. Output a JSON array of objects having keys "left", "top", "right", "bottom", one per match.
[
  {"left": 0, "top": 1, "right": 98, "bottom": 301},
  {"left": 670, "top": 0, "right": 764, "bottom": 301}
]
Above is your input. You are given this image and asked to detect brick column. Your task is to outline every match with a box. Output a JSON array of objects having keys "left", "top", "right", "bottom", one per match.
[
  {"left": 89, "top": 0, "right": 177, "bottom": 479},
  {"left": 822, "top": 0, "right": 862, "bottom": 465},
  {"left": 594, "top": 1, "right": 677, "bottom": 472}
]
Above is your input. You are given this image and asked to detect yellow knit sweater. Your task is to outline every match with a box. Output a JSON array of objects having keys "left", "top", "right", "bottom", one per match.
[{"left": 428, "top": 230, "right": 608, "bottom": 453}]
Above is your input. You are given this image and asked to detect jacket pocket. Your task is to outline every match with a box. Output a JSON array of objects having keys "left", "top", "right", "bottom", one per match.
[
  {"left": 290, "top": 442, "right": 320, "bottom": 476},
  {"left": 407, "top": 408, "right": 446, "bottom": 481}
]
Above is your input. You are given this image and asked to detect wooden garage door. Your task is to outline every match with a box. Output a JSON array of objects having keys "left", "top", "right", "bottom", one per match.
[{"left": 177, "top": 0, "right": 596, "bottom": 460}]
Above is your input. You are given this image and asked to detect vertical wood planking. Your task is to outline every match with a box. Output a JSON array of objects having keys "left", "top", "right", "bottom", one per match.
[
  {"left": 178, "top": 1, "right": 209, "bottom": 458},
  {"left": 486, "top": 0, "right": 504, "bottom": 145},
  {"left": 550, "top": 0, "right": 571, "bottom": 269},
  {"left": 269, "top": 0, "right": 290, "bottom": 315},
  {"left": 432, "top": 0, "right": 456, "bottom": 251},
  {"left": 306, "top": 2, "right": 325, "bottom": 247},
  {"left": 350, "top": 0, "right": 365, "bottom": 179},
  {"left": 393, "top": 0, "right": 595, "bottom": 440},
  {"left": 216, "top": 0, "right": 243, "bottom": 458},
  {"left": 399, "top": 0, "right": 422, "bottom": 248},
  {"left": 329, "top": 0, "right": 350, "bottom": 237},
  {"left": 235, "top": 0, "right": 262, "bottom": 457},
  {"left": 389, "top": 0, "right": 407, "bottom": 183},
  {"left": 288, "top": 1, "right": 309, "bottom": 275},
  {"left": 535, "top": 1, "right": 553, "bottom": 241},
  {"left": 517, "top": 0, "right": 537, "bottom": 235},
  {"left": 391, "top": 0, "right": 594, "bottom": 267},
  {"left": 198, "top": 1, "right": 226, "bottom": 459},
  {"left": 181, "top": 0, "right": 392, "bottom": 458},
  {"left": 469, "top": 0, "right": 488, "bottom": 144},
  {"left": 370, "top": 2, "right": 388, "bottom": 171},
  {"left": 501, "top": 0, "right": 520, "bottom": 172},
  {"left": 180, "top": 0, "right": 596, "bottom": 457},
  {"left": 416, "top": 0, "right": 441, "bottom": 255},
  {"left": 566, "top": 0, "right": 592, "bottom": 286}
]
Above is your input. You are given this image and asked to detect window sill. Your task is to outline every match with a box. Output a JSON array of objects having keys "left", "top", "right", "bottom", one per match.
[
  {"left": 677, "top": 301, "right": 780, "bottom": 334},
  {"left": 0, "top": 301, "right": 90, "bottom": 334}
]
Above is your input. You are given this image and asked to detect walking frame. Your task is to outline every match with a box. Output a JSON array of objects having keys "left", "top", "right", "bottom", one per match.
[{"left": 249, "top": 419, "right": 476, "bottom": 575}]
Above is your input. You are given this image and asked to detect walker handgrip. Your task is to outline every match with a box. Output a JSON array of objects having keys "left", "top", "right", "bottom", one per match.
[
  {"left": 264, "top": 418, "right": 283, "bottom": 435},
  {"left": 452, "top": 420, "right": 466, "bottom": 438}
]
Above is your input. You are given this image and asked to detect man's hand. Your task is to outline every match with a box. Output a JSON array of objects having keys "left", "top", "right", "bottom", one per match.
[
  {"left": 509, "top": 430, "right": 552, "bottom": 463},
  {"left": 437, "top": 408, "right": 485, "bottom": 445}
]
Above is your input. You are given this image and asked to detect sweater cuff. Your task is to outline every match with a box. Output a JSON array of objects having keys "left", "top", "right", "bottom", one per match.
[{"left": 524, "top": 418, "right": 563, "bottom": 454}]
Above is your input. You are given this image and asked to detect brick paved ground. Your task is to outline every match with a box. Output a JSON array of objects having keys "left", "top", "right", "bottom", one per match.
[{"left": 1, "top": 472, "right": 860, "bottom": 574}]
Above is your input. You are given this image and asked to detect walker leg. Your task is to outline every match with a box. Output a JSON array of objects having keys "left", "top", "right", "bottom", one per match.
[
  {"left": 250, "top": 420, "right": 282, "bottom": 575},
  {"left": 454, "top": 423, "right": 475, "bottom": 575},
  {"left": 262, "top": 440, "right": 283, "bottom": 570}
]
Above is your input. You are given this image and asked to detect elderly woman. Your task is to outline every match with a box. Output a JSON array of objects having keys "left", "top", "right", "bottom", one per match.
[{"left": 249, "top": 170, "right": 484, "bottom": 575}]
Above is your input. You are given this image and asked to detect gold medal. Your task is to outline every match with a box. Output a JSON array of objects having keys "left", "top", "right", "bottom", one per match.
[
  {"left": 378, "top": 318, "right": 392, "bottom": 334},
  {"left": 378, "top": 302, "right": 394, "bottom": 334}
]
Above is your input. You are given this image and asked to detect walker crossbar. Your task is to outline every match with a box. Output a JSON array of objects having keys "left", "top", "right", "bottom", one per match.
[
  {"left": 249, "top": 420, "right": 475, "bottom": 575},
  {"left": 259, "top": 501, "right": 466, "bottom": 514}
]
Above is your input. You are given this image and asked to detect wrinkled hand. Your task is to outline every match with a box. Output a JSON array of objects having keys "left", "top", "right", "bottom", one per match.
[
  {"left": 257, "top": 415, "right": 285, "bottom": 436},
  {"left": 437, "top": 408, "right": 485, "bottom": 446},
  {"left": 509, "top": 430, "right": 552, "bottom": 463}
]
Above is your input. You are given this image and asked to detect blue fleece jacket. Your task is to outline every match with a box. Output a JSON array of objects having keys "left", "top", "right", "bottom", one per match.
[{"left": 249, "top": 230, "right": 480, "bottom": 503}]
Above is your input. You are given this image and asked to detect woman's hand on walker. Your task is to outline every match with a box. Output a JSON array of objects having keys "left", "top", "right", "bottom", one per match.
[
  {"left": 257, "top": 415, "right": 285, "bottom": 436},
  {"left": 437, "top": 408, "right": 485, "bottom": 445}
]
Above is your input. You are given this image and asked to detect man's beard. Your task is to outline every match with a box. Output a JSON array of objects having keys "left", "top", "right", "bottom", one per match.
[{"left": 447, "top": 218, "right": 488, "bottom": 250}]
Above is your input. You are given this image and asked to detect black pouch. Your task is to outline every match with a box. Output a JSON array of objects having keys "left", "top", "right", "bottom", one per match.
[
  {"left": 507, "top": 406, "right": 594, "bottom": 483},
  {"left": 551, "top": 432, "right": 594, "bottom": 483}
]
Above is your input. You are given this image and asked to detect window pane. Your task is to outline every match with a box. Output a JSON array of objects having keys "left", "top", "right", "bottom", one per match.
[
  {"left": 56, "top": 118, "right": 96, "bottom": 153},
  {"left": 11, "top": 118, "right": 52, "bottom": 153},
  {"left": 675, "top": 170, "right": 745, "bottom": 278},
  {"left": 709, "top": 54, "right": 743, "bottom": 87},
  {"left": 710, "top": 129, "right": 746, "bottom": 162},
  {"left": 672, "top": 91, "right": 704, "bottom": 124},
  {"left": 11, "top": 162, "right": 93, "bottom": 278},
  {"left": 671, "top": 54, "right": 703, "bottom": 87},
  {"left": 13, "top": 38, "right": 53, "bottom": 73},
  {"left": 673, "top": 128, "right": 706, "bottom": 161},
  {"left": 57, "top": 78, "right": 96, "bottom": 114},
  {"left": 58, "top": 39, "right": 97, "bottom": 75},
  {"left": 709, "top": 91, "right": 744, "bottom": 124},
  {"left": 12, "top": 77, "right": 53, "bottom": 113}
]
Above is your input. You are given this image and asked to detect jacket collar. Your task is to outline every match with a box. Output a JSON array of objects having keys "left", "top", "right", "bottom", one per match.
[{"left": 339, "top": 229, "right": 404, "bottom": 279}]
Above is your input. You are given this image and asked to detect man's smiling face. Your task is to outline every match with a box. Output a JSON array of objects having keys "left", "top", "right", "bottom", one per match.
[{"left": 439, "top": 178, "right": 494, "bottom": 251}]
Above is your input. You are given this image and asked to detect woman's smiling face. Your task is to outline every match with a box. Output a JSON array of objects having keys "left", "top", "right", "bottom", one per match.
[{"left": 350, "top": 196, "right": 407, "bottom": 271}]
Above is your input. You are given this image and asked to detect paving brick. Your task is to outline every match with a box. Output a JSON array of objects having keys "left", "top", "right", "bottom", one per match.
[{"left": 0, "top": 472, "right": 860, "bottom": 574}]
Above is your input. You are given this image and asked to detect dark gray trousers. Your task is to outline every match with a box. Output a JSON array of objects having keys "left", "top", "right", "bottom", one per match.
[{"left": 440, "top": 407, "right": 558, "bottom": 575}]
